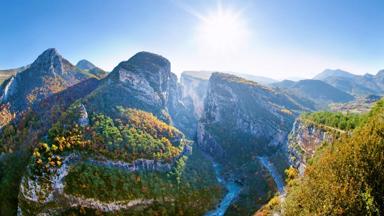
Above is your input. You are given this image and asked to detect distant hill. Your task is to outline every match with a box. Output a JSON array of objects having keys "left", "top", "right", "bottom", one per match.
[
  {"left": 181, "top": 71, "right": 277, "bottom": 85},
  {"left": 314, "top": 69, "right": 384, "bottom": 96},
  {"left": 272, "top": 79, "right": 355, "bottom": 109},
  {"left": 271, "top": 79, "right": 296, "bottom": 89},
  {"left": 313, "top": 69, "right": 356, "bottom": 80},
  {"left": 0, "top": 65, "right": 29, "bottom": 84},
  {"left": 76, "top": 59, "right": 108, "bottom": 78},
  {"left": 238, "top": 73, "right": 277, "bottom": 84}
]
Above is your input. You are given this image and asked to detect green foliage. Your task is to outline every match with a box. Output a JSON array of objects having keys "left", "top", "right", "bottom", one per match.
[
  {"left": 283, "top": 100, "right": 384, "bottom": 215},
  {"left": 32, "top": 107, "right": 185, "bottom": 174},
  {"left": 301, "top": 111, "right": 367, "bottom": 131},
  {"left": 0, "top": 151, "right": 30, "bottom": 215},
  {"left": 87, "top": 111, "right": 182, "bottom": 162}
]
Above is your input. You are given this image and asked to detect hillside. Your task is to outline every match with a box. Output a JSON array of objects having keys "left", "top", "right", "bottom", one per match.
[{"left": 283, "top": 99, "right": 384, "bottom": 215}]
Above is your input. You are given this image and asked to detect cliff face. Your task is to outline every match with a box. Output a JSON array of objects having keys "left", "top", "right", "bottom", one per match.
[
  {"left": 288, "top": 118, "right": 341, "bottom": 175},
  {"left": 198, "top": 72, "right": 304, "bottom": 214},
  {"left": 198, "top": 73, "right": 302, "bottom": 161},
  {"left": 180, "top": 72, "right": 209, "bottom": 119}
]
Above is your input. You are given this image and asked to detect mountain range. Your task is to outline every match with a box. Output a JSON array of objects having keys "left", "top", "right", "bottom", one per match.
[
  {"left": 0, "top": 49, "right": 383, "bottom": 215},
  {"left": 313, "top": 68, "right": 384, "bottom": 96}
]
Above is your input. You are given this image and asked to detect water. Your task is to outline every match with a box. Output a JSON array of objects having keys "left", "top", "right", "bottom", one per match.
[
  {"left": 257, "top": 156, "right": 285, "bottom": 193},
  {"left": 205, "top": 162, "right": 241, "bottom": 216}
]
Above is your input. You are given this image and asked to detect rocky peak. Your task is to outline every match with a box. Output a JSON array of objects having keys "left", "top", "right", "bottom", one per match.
[
  {"left": 109, "top": 51, "right": 171, "bottom": 93},
  {"left": 28, "top": 48, "right": 75, "bottom": 77}
]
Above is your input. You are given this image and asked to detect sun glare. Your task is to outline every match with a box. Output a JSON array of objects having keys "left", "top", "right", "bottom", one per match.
[{"left": 197, "top": 7, "right": 249, "bottom": 53}]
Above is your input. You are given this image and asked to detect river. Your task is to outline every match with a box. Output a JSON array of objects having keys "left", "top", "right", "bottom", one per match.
[
  {"left": 206, "top": 156, "right": 285, "bottom": 216},
  {"left": 205, "top": 161, "right": 241, "bottom": 216},
  {"left": 257, "top": 156, "right": 285, "bottom": 193}
]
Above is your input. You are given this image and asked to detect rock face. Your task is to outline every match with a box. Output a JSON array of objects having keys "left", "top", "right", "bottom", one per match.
[
  {"left": 180, "top": 71, "right": 209, "bottom": 119},
  {"left": 0, "top": 48, "right": 92, "bottom": 112},
  {"left": 78, "top": 104, "right": 89, "bottom": 127},
  {"left": 288, "top": 118, "right": 340, "bottom": 175},
  {"left": 198, "top": 72, "right": 305, "bottom": 214},
  {"left": 83, "top": 51, "right": 196, "bottom": 138}
]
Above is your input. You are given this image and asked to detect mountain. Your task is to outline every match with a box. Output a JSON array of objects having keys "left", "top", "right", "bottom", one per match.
[
  {"left": 0, "top": 65, "right": 29, "bottom": 84},
  {"left": 81, "top": 52, "right": 196, "bottom": 138},
  {"left": 273, "top": 79, "right": 355, "bottom": 109},
  {"left": 271, "top": 79, "right": 296, "bottom": 89},
  {"left": 76, "top": 59, "right": 108, "bottom": 78},
  {"left": 180, "top": 70, "right": 277, "bottom": 85},
  {"left": 238, "top": 73, "right": 278, "bottom": 84},
  {"left": 314, "top": 69, "right": 384, "bottom": 96},
  {"left": 313, "top": 69, "right": 356, "bottom": 80},
  {"left": 290, "top": 79, "right": 355, "bottom": 103},
  {"left": 0, "top": 48, "right": 93, "bottom": 112},
  {"left": 197, "top": 72, "right": 305, "bottom": 214}
]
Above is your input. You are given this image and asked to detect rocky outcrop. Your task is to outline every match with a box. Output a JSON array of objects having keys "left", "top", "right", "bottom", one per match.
[
  {"left": 288, "top": 119, "right": 340, "bottom": 175},
  {"left": 78, "top": 104, "right": 89, "bottom": 127}
]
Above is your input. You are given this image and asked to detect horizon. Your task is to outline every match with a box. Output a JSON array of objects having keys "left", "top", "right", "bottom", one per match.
[{"left": 1, "top": 0, "right": 384, "bottom": 79}]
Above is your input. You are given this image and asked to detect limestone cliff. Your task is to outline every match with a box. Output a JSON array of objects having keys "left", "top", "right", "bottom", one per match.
[{"left": 288, "top": 118, "right": 343, "bottom": 175}]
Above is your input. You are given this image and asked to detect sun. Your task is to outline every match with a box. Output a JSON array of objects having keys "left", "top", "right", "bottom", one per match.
[{"left": 196, "top": 7, "right": 250, "bottom": 53}]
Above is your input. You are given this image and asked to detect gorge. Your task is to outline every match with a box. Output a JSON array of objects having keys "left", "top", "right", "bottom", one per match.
[{"left": 0, "top": 48, "right": 382, "bottom": 215}]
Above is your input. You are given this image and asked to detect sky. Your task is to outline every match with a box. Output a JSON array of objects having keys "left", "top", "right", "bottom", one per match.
[{"left": 1, "top": 0, "right": 384, "bottom": 80}]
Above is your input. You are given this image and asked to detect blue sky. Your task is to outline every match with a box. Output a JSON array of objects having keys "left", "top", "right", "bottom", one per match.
[{"left": 1, "top": 0, "right": 384, "bottom": 79}]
